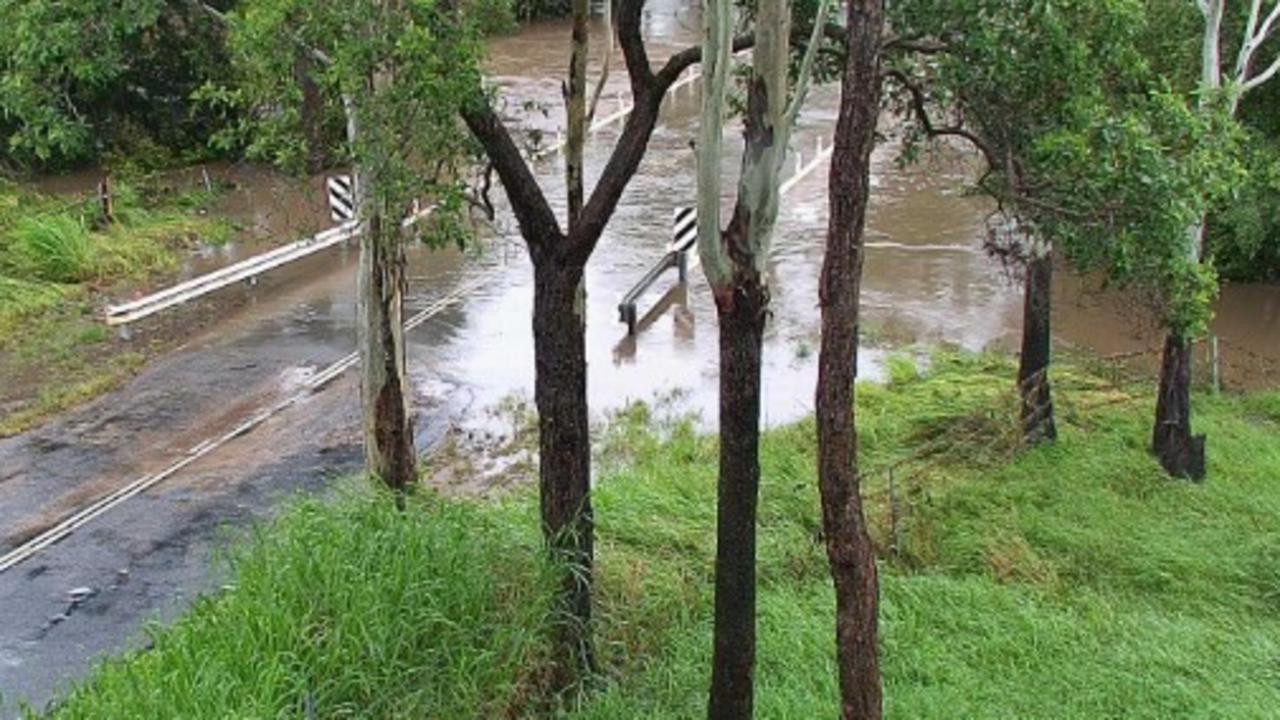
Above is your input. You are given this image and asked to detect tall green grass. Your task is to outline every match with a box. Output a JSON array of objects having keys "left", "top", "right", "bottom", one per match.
[
  {"left": 0, "top": 180, "right": 234, "bottom": 433},
  {"left": 37, "top": 356, "right": 1280, "bottom": 718},
  {"left": 0, "top": 180, "right": 228, "bottom": 289},
  {"left": 0, "top": 276, "right": 67, "bottom": 337},
  {"left": 41, "top": 489, "right": 557, "bottom": 719},
  {"left": 4, "top": 215, "right": 96, "bottom": 283}
]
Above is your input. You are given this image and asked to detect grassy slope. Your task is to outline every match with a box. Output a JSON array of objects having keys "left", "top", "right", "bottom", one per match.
[
  {"left": 0, "top": 181, "right": 231, "bottom": 435},
  {"left": 36, "top": 355, "right": 1280, "bottom": 718}
]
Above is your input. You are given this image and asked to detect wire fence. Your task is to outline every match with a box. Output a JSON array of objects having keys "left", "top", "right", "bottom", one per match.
[{"left": 1085, "top": 335, "right": 1280, "bottom": 394}]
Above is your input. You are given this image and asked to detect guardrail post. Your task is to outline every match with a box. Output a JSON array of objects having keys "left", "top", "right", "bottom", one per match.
[
  {"left": 620, "top": 302, "right": 637, "bottom": 336},
  {"left": 1211, "top": 335, "right": 1221, "bottom": 394}
]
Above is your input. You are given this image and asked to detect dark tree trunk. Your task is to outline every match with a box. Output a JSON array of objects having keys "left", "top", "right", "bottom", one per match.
[
  {"left": 1153, "top": 333, "right": 1206, "bottom": 480},
  {"left": 708, "top": 269, "right": 768, "bottom": 720},
  {"left": 815, "top": 2, "right": 884, "bottom": 718},
  {"left": 459, "top": 1, "right": 758, "bottom": 693},
  {"left": 294, "top": 51, "right": 327, "bottom": 175},
  {"left": 533, "top": 256, "right": 595, "bottom": 683},
  {"left": 1017, "top": 249, "right": 1057, "bottom": 445}
]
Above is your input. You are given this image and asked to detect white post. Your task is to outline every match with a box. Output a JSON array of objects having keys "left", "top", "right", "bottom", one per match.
[{"left": 1211, "top": 335, "right": 1221, "bottom": 393}]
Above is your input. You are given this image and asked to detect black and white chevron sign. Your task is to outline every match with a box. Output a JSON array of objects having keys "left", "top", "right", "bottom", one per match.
[
  {"left": 326, "top": 175, "right": 355, "bottom": 223},
  {"left": 671, "top": 206, "right": 696, "bottom": 253}
]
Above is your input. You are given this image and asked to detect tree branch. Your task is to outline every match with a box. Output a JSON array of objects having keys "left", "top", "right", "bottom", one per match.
[
  {"left": 617, "top": 0, "right": 655, "bottom": 92},
  {"left": 882, "top": 34, "right": 950, "bottom": 54},
  {"left": 884, "top": 69, "right": 997, "bottom": 167},
  {"left": 586, "top": 1, "right": 616, "bottom": 124},
  {"left": 785, "top": 0, "right": 833, "bottom": 127},
  {"left": 653, "top": 33, "right": 755, "bottom": 87},
  {"left": 1243, "top": 52, "right": 1280, "bottom": 92},
  {"left": 572, "top": 18, "right": 752, "bottom": 262},
  {"left": 1240, "top": 1, "right": 1280, "bottom": 90},
  {"left": 461, "top": 98, "right": 564, "bottom": 253}
]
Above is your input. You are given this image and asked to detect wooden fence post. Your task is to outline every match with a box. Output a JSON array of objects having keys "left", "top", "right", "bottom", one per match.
[{"left": 97, "top": 173, "right": 115, "bottom": 225}]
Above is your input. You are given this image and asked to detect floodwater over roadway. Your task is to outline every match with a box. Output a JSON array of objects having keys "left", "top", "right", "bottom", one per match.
[{"left": 3, "top": 0, "right": 1278, "bottom": 713}]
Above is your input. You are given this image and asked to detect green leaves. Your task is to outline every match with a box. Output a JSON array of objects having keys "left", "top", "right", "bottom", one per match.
[
  {"left": 221, "top": 0, "right": 485, "bottom": 241},
  {"left": 889, "top": 0, "right": 1244, "bottom": 338},
  {"left": 0, "top": 0, "right": 228, "bottom": 168}
]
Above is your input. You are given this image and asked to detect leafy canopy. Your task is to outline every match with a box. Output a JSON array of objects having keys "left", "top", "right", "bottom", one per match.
[
  {"left": 888, "top": 0, "right": 1244, "bottom": 337},
  {"left": 208, "top": 0, "right": 484, "bottom": 241}
]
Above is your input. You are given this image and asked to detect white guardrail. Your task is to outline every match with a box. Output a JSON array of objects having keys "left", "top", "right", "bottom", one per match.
[
  {"left": 106, "top": 51, "right": 747, "bottom": 326},
  {"left": 104, "top": 205, "right": 436, "bottom": 326}
]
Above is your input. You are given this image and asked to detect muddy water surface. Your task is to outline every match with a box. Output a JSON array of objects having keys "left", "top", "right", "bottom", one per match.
[{"left": 2, "top": 2, "right": 1279, "bottom": 713}]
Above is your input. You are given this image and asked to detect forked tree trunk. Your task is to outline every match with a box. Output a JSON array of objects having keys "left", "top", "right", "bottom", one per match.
[
  {"left": 704, "top": 22, "right": 790, "bottom": 720},
  {"left": 1153, "top": 333, "right": 1206, "bottom": 480},
  {"left": 1017, "top": 247, "right": 1057, "bottom": 445},
  {"left": 463, "top": 0, "right": 780, "bottom": 696},
  {"left": 708, "top": 267, "right": 768, "bottom": 720},
  {"left": 697, "top": 0, "right": 836, "bottom": 714},
  {"left": 532, "top": 256, "right": 595, "bottom": 682},
  {"left": 815, "top": 1, "right": 884, "bottom": 718}
]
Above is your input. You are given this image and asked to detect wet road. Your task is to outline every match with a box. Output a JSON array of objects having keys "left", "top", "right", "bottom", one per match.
[{"left": 3, "top": 2, "right": 1280, "bottom": 714}]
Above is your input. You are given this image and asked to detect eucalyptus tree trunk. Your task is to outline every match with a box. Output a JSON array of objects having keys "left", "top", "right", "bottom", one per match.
[
  {"left": 345, "top": 89, "right": 418, "bottom": 498},
  {"left": 294, "top": 51, "right": 326, "bottom": 174},
  {"left": 358, "top": 211, "right": 418, "bottom": 494},
  {"left": 815, "top": 1, "right": 885, "bottom": 717},
  {"left": 697, "top": 0, "right": 822, "bottom": 714},
  {"left": 1153, "top": 1, "right": 1227, "bottom": 480},
  {"left": 1018, "top": 242, "right": 1057, "bottom": 445},
  {"left": 1155, "top": 0, "right": 1280, "bottom": 479},
  {"left": 535, "top": 0, "right": 597, "bottom": 685}
]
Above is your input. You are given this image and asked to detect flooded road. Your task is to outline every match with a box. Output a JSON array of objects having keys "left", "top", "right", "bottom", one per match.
[{"left": 2, "top": 0, "right": 1278, "bottom": 713}]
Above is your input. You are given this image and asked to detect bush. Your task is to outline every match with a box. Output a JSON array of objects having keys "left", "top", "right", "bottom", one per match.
[{"left": 5, "top": 215, "right": 96, "bottom": 283}]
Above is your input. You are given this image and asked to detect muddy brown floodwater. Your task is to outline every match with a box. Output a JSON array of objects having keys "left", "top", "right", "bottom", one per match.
[{"left": 2, "top": 0, "right": 1278, "bottom": 714}]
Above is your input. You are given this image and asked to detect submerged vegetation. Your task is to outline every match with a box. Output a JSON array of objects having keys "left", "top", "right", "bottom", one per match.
[{"left": 37, "top": 355, "right": 1280, "bottom": 718}]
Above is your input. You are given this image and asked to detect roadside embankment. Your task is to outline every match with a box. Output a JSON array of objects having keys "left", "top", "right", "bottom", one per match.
[
  {"left": 0, "top": 179, "right": 233, "bottom": 436},
  {"left": 31, "top": 354, "right": 1280, "bottom": 718}
]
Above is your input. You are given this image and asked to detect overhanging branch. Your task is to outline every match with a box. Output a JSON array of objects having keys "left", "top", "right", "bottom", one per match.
[{"left": 883, "top": 69, "right": 997, "bottom": 167}]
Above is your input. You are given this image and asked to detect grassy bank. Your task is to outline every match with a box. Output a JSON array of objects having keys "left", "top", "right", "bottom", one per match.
[
  {"left": 0, "top": 179, "right": 232, "bottom": 435},
  {"left": 34, "top": 355, "right": 1280, "bottom": 718}
]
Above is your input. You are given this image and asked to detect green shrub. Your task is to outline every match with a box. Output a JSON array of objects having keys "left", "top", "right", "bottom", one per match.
[{"left": 5, "top": 215, "right": 95, "bottom": 283}]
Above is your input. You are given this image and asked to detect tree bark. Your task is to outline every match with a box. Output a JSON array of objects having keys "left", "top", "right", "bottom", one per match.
[
  {"left": 708, "top": 267, "right": 768, "bottom": 720},
  {"left": 358, "top": 213, "right": 418, "bottom": 496},
  {"left": 1017, "top": 247, "right": 1057, "bottom": 445},
  {"left": 344, "top": 81, "right": 417, "bottom": 499},
  {"left": 459, "top": 0, "right": 763, "bottom": 692},
  {"left": 294, "top": 50, "right": 327, "bottom": 175},
  {"left": 815, "top": 1, "right": 884, "bottom": 718},
  {"left": 566, "top": 0, "right": 589, "bottom": 226},
  {"left": 533, "top": 255, "right": 595, "bottom": 682},
  {"left": 1153, "top": 333, "right": 1206, "bottom": 480}
]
